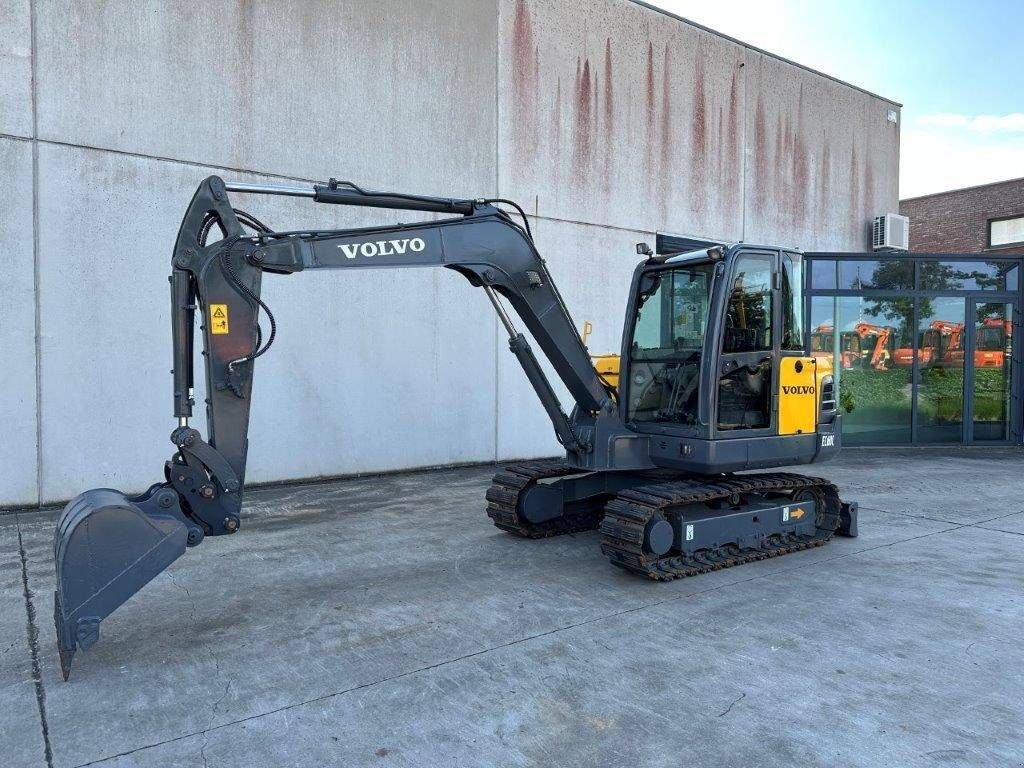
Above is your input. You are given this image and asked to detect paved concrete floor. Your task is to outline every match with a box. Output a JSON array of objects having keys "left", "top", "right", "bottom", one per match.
[{"left": 2, "top": 447, "right": 1022, "bottom": 767}]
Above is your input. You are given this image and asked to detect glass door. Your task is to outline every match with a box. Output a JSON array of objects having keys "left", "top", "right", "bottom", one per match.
[
  {"left": 916, "top": 297, "right": 967, "bottom": 443},
  {"left": 969, "top": 300, "right": 1015, "bottom": 442}
]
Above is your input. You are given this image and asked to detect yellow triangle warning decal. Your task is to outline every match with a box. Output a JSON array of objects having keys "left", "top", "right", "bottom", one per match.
[{"left": 209, "top": 304, "right": 230, "bottom": 334}]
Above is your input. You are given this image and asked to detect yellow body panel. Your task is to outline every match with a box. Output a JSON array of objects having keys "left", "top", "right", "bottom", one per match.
[
  {"left": 778, "top": 356, "right": 818, "bottom": 435},
  {"left": 591, "top": 354, "right": 620, "bottom": 390}
]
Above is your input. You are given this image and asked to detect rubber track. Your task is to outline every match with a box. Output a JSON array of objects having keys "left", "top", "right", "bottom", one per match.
[
  {"left": 599, "top": 472, "right": 842, "bottom": 580},
  {"left": 485, "top": 461, "right": 604, "bottom": 538}
]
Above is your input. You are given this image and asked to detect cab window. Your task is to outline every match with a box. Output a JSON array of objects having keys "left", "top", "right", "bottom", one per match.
[
  {"left": 718, "top": 253, "right": 774, "bottom": 430},
  {"left": 723, "top": 255, "right": 772, "bottom": 352},
  {"left": 627, "top": 265, "right": 714, "bottom": 425}
]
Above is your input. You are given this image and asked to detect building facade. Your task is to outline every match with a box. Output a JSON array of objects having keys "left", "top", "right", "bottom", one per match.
[
  {"left": 900, "top": 177, "right": 1024, "bottom": 254},
  {"left": 805, "top": 253, "right": 1021, "bottom": 446},
  {"left": 0, "top": 0, "right": 900, "bottom": 507}
]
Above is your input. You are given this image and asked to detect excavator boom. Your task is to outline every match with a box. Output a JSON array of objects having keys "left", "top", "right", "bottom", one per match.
[{"left": 53, "top": 176, "right": 617, "bottom": 678}]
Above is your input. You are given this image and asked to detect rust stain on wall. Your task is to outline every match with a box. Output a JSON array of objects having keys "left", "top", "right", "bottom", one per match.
[
  {"left": 659, "top": 44, "right": 673, "bottom": 215},
  {"left": 717, "top": 105, "right": 724, "bottom": 181},
  {"left": 753, "top": 95, "right": 768, "bottom": 212},
  {"left": 774, "top": 114, "right": 786, "bottom": 210},
  {"left": 725, "top": 70, "right": 740, "bottom": 207},
  {"left": 792, "top": 85, "right": 808, "bottom": 219},
  {"left": 689, "top": 46, "right": 707, "bottom": 212},
  {"left": 603, "top": 38, "right": 614, "bottom": 186},
  {"left": 512, "top": 0, "right": 538, "bottom": 163},
  {"left": 573, "top": 57, "right": 593, "bottom": 184},
  {"left": 645, "top": 41, "right": 656, "bottom": 177}
]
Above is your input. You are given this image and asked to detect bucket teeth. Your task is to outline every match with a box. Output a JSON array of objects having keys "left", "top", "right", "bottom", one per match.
[{"left": 52, "top": 488, "right": 188, "bottom": 679}]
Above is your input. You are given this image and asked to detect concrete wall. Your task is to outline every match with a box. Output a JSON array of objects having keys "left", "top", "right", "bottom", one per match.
[{"left": 0, "top": 0, "right": 899, "bottom": 507}]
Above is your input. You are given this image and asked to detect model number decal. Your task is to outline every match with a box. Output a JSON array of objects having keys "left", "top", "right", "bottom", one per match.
[
  {"left": 338, "top": 237, "right": 426, "bottom": 259},
  {"left": 820, "top": 434, "right": 835, "bottom": 448}
]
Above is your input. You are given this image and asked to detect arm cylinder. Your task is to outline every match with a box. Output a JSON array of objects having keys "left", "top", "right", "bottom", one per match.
[
  {"left": 313, "top": 185, "right": 474, "bottom": 215},
  {"left": 170, "top": 269, "right": 195, "bottom": 418}
]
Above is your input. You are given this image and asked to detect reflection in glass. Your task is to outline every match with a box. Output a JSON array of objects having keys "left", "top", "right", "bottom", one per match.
[
  {"left": 919, "top": 261, "right": 1016, "bottom": 291},
  {"left": 811, "top": 259, "right": 837, "bottom": 290},
  {"left": 723, "top": 254, "right": 773, "bottom": 352},
  {"left": 782, "top": 252, "right": 804, "bottom": 350},
  {"left": 838, "top": 260, "right": 913, "bottom": 290},
  {"left": 973, "top": 302, "right": 1013, "bottom": 441},
  {"left": 917, "top": 297, "right": 966, "bottom": 443},
  {"left": 717, "top": 255, "right": 774, "bottom": 430},
  {"left": 833, "top": 296, "right": 913, "bottom": 445}
]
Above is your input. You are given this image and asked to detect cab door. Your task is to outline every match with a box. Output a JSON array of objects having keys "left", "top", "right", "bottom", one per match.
[
  {"left": 716, "top": 250, "right": 778, "bottom": 433},
  {"left": 777, "top": 250, "right": 817, "bottom": 435}
]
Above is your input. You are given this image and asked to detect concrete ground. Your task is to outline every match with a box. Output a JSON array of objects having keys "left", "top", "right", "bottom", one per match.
[{"left": 2, "top": 447, "right": 1022, "bottom": 768}]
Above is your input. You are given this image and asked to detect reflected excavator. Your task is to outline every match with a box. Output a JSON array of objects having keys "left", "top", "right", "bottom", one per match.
[
  {"left": 847, "top": 322, "right": 894, "bottom": 371},
  {"left": 810, "top": 323, "right": 863, "bottom": 370},
  {"left": 53, "top": 177, "right": 857, "bottom": 679},
  {"left": 931, "top": 319, "right": 1011, "bottom": 368}
]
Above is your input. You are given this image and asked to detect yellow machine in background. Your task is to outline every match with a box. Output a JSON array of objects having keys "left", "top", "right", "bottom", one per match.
[{"left": 581, "top": 321, "right": 621, "bottom": 389}]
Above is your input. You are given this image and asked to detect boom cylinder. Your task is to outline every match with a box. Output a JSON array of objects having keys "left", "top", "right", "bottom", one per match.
[{"left": 483, "top": 286, "right": 587, "bottom": 454}]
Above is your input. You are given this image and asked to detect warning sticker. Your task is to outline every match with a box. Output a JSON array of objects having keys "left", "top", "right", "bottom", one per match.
[{"left": 209, "top": 304, "right": 229, "bottom": 335}]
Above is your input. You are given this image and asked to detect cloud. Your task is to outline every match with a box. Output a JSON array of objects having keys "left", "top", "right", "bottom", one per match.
[
  {"left": 900, "top": 125, "right": 1024, "bottom": 198},
  {"left": 917, "top": 112, "right": 1024, "bottom": 133}
]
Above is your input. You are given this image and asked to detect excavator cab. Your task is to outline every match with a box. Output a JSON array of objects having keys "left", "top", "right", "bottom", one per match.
[{"left": 619, "top": 246, "right": 837, "bottom": 465}]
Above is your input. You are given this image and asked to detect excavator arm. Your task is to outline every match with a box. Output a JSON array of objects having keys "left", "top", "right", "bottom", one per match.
[{"left": 54, "top": 176, "right": 614, "bottom": 678}]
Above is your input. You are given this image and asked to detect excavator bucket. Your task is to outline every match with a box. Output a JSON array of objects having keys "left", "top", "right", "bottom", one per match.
[{"left": 53, "top": 486, "right": 188, "bottom": 680}]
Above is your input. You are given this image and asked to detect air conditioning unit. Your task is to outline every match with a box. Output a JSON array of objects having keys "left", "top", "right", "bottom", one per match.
[{"left": 872, "top": 213, "right": 909, "bottom": 251}]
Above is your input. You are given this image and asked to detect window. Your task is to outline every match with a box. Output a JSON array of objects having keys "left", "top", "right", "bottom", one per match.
[
  {"left": 627, "top": 265, "right": 714, "bottom": 426},
  {"left": 834, "top": 296, "right": 913, "bottom": 445},
  {"left": 919, "top": 260, "right": 1017, "bottom": 291},
  {"left": 990, "top": 216, "right": 1024, "bottom": 248},
  {"left": 717, "top": 254, "right": 775, "bottom": 431},
  {"left": 811, "top": 259, "right": 837, "bottom": 290},
  {"left": 723, "top": 254, "right": 773, "bottom": 352},
  {"left": 838, "top": 260, "right": 913, "bottom": 290},
  {"left": 781, "top": 252, "right": 804, "bottom": 350}
]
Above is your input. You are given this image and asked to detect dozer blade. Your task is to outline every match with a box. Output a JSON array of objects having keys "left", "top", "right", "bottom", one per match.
[{"left": 53, "top": 487, "right": 188, "bottom": 680}]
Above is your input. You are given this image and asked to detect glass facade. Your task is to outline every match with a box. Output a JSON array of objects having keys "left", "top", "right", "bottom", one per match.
[{"left": 805, "top": 255, "right": 1022, "bottom": 445}]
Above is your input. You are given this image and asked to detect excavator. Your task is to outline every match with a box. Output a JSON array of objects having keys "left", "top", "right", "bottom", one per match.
[
  {"left": 931, "top": 319, "right": 1010, "bottom": 368},
  {"left": 893, "top": 326, "right": 940, "bottom": 369},
  {"left": 846, "top": 322, "right": 894, "bottom": 371},
  {"left": 810, "top": 323, "right": 862, "bottom": 370},
  {"left": 53, "top": 176, "right": 857, "bottom": 679},
  {"left": 976, "top": 317, "right": 1012, "bottom": 368}
]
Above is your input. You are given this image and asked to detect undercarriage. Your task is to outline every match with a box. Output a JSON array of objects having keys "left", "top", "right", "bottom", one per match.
[{"left": 486, "top": 463, "right": 858, "bottom": 579}]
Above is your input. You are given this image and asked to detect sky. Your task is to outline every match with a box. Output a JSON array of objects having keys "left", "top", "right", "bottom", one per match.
[{"left": 649, "top": 0, "right": 1024, "bottom": 199}]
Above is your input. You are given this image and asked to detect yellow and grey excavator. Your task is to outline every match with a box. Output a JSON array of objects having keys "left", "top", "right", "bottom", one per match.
[{"left": 53, "top": 177, "right": 857, "bottom": 678}]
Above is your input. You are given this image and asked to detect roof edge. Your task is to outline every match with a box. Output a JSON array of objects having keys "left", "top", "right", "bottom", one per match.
[
  {"left": 630, "top": 0, "right": 903, "bottom": 107},
  {"left": 900, "top": 176, "right": 1024, "bottom": 203}
]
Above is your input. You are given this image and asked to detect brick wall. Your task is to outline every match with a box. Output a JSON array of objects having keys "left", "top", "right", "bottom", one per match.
[{"left": 899, "top": 177, "right": 1024, "bottom": 254}]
